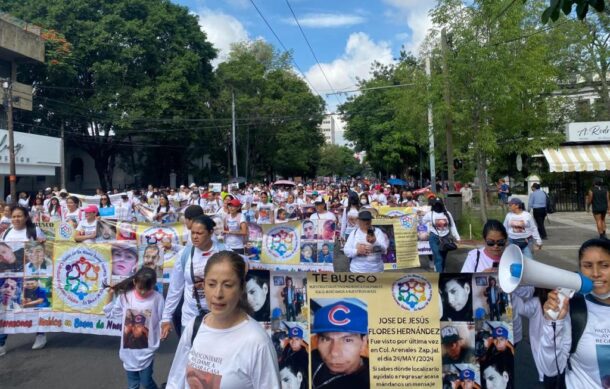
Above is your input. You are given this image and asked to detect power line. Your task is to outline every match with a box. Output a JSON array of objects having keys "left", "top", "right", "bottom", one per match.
[
  {"left": 284, "top": 0, "right": 342, "bottom": 106},
  {"left": 248, "top": 0, "right": 322, "bottom": 97}
]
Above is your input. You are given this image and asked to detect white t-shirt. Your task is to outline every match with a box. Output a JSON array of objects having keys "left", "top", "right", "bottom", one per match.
[
  {"left": 461, "top": 248, "right": 499, "bottom": 272},
  {"left": 3, "top": 226, "right": 45, "bottom": 250},
  {"left": 63, "top": 209, "right": 82, "bottom": 226},
  {"left": 503, "top": 211, "right": 542, "bottom": 245},
  {"left": 422, "top": 211, "right": 460, "bottom": 239},
  {"left": 344, "top": 228, "right": 389, "bottom": 273},
  {"left": 166, "top": 316, "right": 280, "bottom": 389},
  {"left": 162, "top": 242, "right": 226, "bottom": 327},
  {"left": 76, "top": 219, "right": 98, "bottom": 243},
  {"left": 539, "top": 296, "right": 610, "bottom": 388},
  {"left": 310, "top": 211, "right": 337, "bottom": 222},
  {"left": 103, "top": 290, "right": 164, "bottom": 371},
  {"left": 256, "top": 204, "right": 274, "bottom": 224},
  {"left": 224, "top": 213, "right": 246, "bottom": 250}
]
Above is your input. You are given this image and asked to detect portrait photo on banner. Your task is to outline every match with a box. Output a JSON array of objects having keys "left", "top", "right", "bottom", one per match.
[
  {"left": 0, "top": 277, "right": 22, "bottom": 311},
  {"left": 0, "top": 241, "right": 24, "bottom": 274},
  {"left": 374, "top": 224, "right": 397, "bottom": 265},
  {"left": 442, "top": 363, "right": 481, "bottom": 389},
  {"left": 24, "top": 241, "right": 53, "bottom": 276},
  {"left": 278, "top": 320, "right": 309, "bottom": 389},
  {"left": 471, "top": 273, "right": 512, "bottom": 322},
  {"left": 475, "top": 320, "right": 515, "bottom": 389},
  {"left": 22, "top": 277, "right": 52, "bottom": 310},
  {"left": 245, "top": 269, "right": 271, "bottom": 322},
  {"left": 270, "top": 271, "right": 308, "bottom": 324},
  {"left": 440, "top": 273, "right": 474, "bottom": 322},
  {"left": 310, "top": 298, "right": 370, "bottom": 389},
  {"left": 111, "top": 242, "right": 138, "bottom": 279}
]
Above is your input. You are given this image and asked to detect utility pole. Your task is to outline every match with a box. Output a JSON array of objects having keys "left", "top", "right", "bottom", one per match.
[
  {"left": 60, "top": 122, "right": 66, "bottom": 189},
  {"left": 440, "top": 28, "right": 455, "bottom": 191},
  {"left": 425, "top": 57, "right": 436, "bottom": 194},
  {"left": 2, "top": 79, "right": 16, "bottom": 204},
  {"left": 231, "top": 90, "right": 238, "bottom": 180}
]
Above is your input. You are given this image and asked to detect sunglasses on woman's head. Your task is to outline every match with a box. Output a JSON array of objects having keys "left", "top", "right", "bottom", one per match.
[{"left": 486, "top": 239, "right": 506, "bottom": 247}]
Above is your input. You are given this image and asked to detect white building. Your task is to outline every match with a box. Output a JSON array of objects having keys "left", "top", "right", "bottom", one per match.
[{"left": 319, "top": 114, "right": 353, "bottom": 148}]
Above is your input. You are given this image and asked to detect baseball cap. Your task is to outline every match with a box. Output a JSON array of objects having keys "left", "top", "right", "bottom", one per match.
[
  {"left": 59, "top": 188, "right": 68, "bottom": 194},
  {"left": 441, "top": 325, "right": 462, "bottom": 344},
  {"left": 508, "top": 197, "right": 523, "bottom": 206},
  {"left": 83, "top": 204, "right": 99, "bottom": 214},
  {"left": 492, "top": 325, "right": 509, "bottom": 339},
  {"left": 460, "top": 368, "right": 475, "bottom": 381},
  {"left": 289, "top": 326, "right": 304, "bottom": 339},
  {"left": 228, "top": 199, "right": 241, "bottom": 208},
  {"left": 357, "top": 210, "right": 373, "bottom": 221},
  {"left": 189, "top": 183, "right": 197, "bottom": 188},
  {"left": 312, "top": 301, "right": 367, "bottom": 334}
]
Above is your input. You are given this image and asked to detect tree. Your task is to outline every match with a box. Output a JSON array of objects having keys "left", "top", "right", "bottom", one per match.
[
  {"left": 339, "top": 55, "right": 428, "bottom": 178},
  {"left": 540, "top": 0, "right": 606, "bottom": 23},
  {"left": 3, "top": 0, "right": 216, "bottom": 189},
  {"left": 212, "top": 41, "right": 325, "bottom": 181},
  {"left": 317, "top": 144, "right": 363, "bottom": 177},
  {"left": 431, "top": 0, "right": 569, "bottom": 219}
]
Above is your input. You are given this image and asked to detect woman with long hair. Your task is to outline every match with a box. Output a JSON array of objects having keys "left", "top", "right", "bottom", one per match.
[{"left": 166, "top": 251, "right": 280, "bottom": 388}]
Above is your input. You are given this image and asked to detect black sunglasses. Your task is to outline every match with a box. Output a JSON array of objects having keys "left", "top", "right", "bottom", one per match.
[{"left": 486, "top": 239, "right": 506, "bottom": 247}]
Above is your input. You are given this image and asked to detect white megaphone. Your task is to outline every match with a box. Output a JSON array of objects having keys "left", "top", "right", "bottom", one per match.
[{"left": 499, "top": 244, "right": 593, "bottom": 320}]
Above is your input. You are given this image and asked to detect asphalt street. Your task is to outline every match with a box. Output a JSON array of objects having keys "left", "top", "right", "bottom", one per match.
[{"left": 0, "top": 212, "right": 599, "bottom": 388}]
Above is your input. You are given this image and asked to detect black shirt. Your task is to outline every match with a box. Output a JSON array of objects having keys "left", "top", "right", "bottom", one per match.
[{"left": 311, "top": 349, "right": 369, "bottom": 389}]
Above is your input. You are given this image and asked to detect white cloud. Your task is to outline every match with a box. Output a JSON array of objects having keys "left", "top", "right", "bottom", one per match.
[
  {"left": 304, "top": 32, "right": 395, "bottom": 111},
  {"left": 283, "top": 13, "right": 366, "bottom": 28},
  {"left": 196, "top": 8, "right": 250, "bottom": 66},
  {"left": 382, "top": 0, "right": 435, "bottom": 54}
]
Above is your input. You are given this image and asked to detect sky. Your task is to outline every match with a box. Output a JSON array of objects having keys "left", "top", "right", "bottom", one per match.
[{"left": 173, "top": 0, "right": 435, "bottom": 112}]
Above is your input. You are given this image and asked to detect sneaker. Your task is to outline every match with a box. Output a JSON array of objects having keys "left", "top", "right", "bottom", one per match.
[
  {"left": 32, "top": 334, "right": 47, "bottom": 350},
  {"left": 0, "top": 345, "right": 6, "bottom": 356}
]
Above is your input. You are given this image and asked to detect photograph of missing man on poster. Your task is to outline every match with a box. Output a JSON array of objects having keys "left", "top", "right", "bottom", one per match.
[
  {"left": 442, "top": 363, "right": 481, "bottom": 389},
  {"left": 310, "top": 298, "right": 370, "bottom": 389},
  {"left": 24, "top": 242, "right": 52, "bottom": 276},
  {"left": 440, "top": 274, "right": 474, "bottom": 322},
  {"left": 472, "top": 274, "right": 512, "bottom": 322},
  {"left": 22, "top": 277, "right": 52, "bottom": 310},
  {"left": 246, "top": 270, "right": 271, "bottom": 322},
  {"left": 278, "top": 322, "right": 309, "bottom": 389}
]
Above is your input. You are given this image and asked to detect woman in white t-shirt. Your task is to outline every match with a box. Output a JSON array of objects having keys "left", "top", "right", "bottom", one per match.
[
  {"left": 422, "top": 198, "right": 460, "bottom": 272},
  {"left": 461, "top": 219, "right": 506, "bottom": 273},
  {"left": 74, "top": 205, "right": 99, "bottom": 243},
  {"left": 539, "top": 238, "right": 610, "bottom": 388},
  {"left": 0, "top": 205, "right": 47, "bottom": 355},
  {"left": 503, "top": 197, "right": 542, "bottom": 259},
  {"left": 63, "top": 195, "right": 83, "bottom": 228},
  {"left": 154, "top": 194, "right": 174, "bottom": 223},
  {"left": 223, "top": 199, "right": 248, "bottom": 254},
  {"left": 166, "top": 251, "right": 280, "bottom": 389},
  {"left": 256, "top": 192, "right": 275, "bottom": 224}
]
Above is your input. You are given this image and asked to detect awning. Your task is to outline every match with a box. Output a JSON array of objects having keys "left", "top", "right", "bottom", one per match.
[{"left": 543, "top": 144, "right": 610, "bottom": 172}]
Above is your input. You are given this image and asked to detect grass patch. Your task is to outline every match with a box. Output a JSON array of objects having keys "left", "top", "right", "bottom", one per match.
[{"left": 457, "top": 207, "right": 506, "bottom": 240}]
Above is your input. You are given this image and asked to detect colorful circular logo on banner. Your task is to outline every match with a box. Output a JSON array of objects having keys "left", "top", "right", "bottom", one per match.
[
  {"left": 392, "top": 274, "right": 433, "bottom": 311},
  {"left": 399, "top": 215, "right": 415, "bottom": 229},
  {"left": 55, "top": 247, "right": 109, "bottom": 309},
  {"left": 265, "top": 226, "right": 299, "bottom": 260},
  {"left": 58, "top": 222, "right": 75, "bottom": 240},
  {"left": 139, "top": 226, "right": 179, "bottom": 247}
]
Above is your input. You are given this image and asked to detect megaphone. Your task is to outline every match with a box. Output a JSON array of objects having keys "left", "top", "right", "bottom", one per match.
[{"left": 499, "top": 244, "right": 593, "bottom": 294}]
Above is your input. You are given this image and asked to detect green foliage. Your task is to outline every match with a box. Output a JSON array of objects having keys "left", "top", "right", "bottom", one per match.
[
  {"left": 317, "top": 144, "right": 363, "bottom": 177},
  {"left": 212, "top": 41, "right": 325, "bottom": 180},
  {"left": 541, "top": 0, "right": 606, "bottom": 23},
  {"left": 2, "top": 0, "right": 217, "bottom": 188}
]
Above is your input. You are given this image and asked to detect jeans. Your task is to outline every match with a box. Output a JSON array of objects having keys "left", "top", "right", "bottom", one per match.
[
  {"left": 509, "top": 238, "right": 533, "bottom": 259},
  {"left": 126, "top": 362, "right": 158, "bottom": 389},
  {"left": 532, "top": 208, "right": 547, "bottom": 239},
  {"left": 429, "top": 233, "right": 448, "bottom": 272},
  {"left": 285, "top": 303, "right": 296, "bottom": 321}
]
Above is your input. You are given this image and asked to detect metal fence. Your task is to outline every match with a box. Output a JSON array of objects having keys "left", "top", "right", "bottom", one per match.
[{"left": 547, "top": 180, "right": 586, "bottom": 212}]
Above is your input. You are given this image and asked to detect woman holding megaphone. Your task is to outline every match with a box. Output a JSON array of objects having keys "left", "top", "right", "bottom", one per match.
[{"left": 539, "top": 238, "right": 610, "bottom": 388}]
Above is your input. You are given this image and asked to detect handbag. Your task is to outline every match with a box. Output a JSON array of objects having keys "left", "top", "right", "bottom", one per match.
[{"left": 439, "top": 234, "right": 458, "bottom": 251}]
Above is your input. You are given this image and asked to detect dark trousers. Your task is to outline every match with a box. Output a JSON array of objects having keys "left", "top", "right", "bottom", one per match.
[{"left": 533, "top": 207, "right": 547, "bottom": 239}]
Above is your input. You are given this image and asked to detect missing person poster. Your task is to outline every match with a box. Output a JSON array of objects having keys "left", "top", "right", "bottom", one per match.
[
  {"left": 372, "top": 218, "right": 419, "bottom": 270},
  {"left": 307, "top": 272, "right": 515, "bottom": 389},
  {"left": 307, "top": 272, "right": 443, "bottom": 388}
]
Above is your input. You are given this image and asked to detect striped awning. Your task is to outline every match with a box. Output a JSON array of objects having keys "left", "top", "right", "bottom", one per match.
[{"left": 543, "top": 145, "right": 610, "bottom": 172}]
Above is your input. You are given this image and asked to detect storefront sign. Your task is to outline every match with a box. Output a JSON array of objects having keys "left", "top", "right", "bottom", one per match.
[
  {"left": 0, "top": 129, "right": 61, "bottom": 175},
  {"left": 566, "top": 121, "right": 610, "bottom": 142}
]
